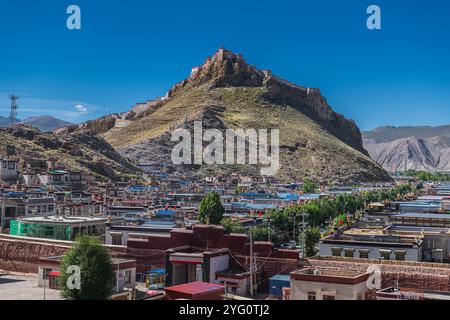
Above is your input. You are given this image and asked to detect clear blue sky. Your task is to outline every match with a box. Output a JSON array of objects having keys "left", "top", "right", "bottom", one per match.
[{"left": 0, "top": 0, "right": 449, "bottom": 130}]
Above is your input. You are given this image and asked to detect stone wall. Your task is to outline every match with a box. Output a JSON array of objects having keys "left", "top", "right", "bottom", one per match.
[{"left": 0, "top": 235, "right": 127, "bottom": 274}]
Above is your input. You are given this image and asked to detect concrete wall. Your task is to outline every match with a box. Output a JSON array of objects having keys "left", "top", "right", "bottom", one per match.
[
  {"left": 290, "top": 279, "right": 368, "bottom": 300},
  {"left": 114, "top": 267, "right": 136, "bottom": 293},
  {"left": 209, "top": 255, "right": 229, "bottom": 282},
  {"left": 0, "top": 235, "right": 127, "bottom": 273}
]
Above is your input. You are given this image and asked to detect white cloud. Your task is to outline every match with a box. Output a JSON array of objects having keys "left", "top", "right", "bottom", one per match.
[
  {"left": 0, "top": 95, "right": 103, "bottom": 123},
  {"left": 74, "top": 104, "right": 87, "bottom": 112}
]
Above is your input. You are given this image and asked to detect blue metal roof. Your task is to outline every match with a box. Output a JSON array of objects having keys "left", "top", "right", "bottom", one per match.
[
  {"left": 277, "top": 193, "right": 299, "bottom": 201},
  {"left": 146, "top": 268, "right": 166, "bottom": 274},
  {"left": 269, "top": 274, "right": 291, "bottom": 282},
  {"left": 246, "top": 203, "right": 277, "bottom": 210},
  {"left": 155, "top": 210, "right": 177, "bottom": 216},
  {"left": 5, "top": 192, "right": 28, "bottom": 198},
  {"left": 240, "top": 192, "right": 273, "bottom": 198}
]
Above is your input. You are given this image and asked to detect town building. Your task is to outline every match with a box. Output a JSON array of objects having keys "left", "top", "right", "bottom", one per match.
[
  {"left": 375, "top": 287, "right": 450, "bottom": 300},
  {"left": 165, "top": 246, "right": 249, "bottom": 296},
  {"left": 389, "top": 212, "right": 450, "bottom": 227},
  {"left": 105, "top": 220, "right": 176, "bottom": 246},
  {"left": 0, "top": 159, "right": 19, "bottom": 182},
  {"left": 290, "top": 267, "right": 370, "bottom": 300},
  {"left": 37, "top": 255, "right": 136, "bottom": 298},
  {"left": 319, "top": 228, "right": 423, "bottom": 261},
  {"left": 10, "top": 216, "right": 107, "bottom": 241}
]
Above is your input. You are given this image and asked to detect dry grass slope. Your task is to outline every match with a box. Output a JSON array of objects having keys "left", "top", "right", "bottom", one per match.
[{"left": 102, "top": 82, "right": 390, "bottom": 184}]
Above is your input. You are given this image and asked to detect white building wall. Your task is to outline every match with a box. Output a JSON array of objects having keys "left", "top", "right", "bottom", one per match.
[
  {"left": 290, "top": 279, "right": 368, "bottom": 300},
  {"left": 209, "top": 255, "right": 230, "bottom": 282},
  {"left": 319, "top": 242, "right": 421, "bottom": 261}
]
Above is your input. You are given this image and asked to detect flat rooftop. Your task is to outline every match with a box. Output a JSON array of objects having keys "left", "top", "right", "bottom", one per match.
[
  {"left": 40, "top": 255, "right": 135, "bottom": 265},
  {"left": 389, "top": 225, "right": 450, "bottom": 234},
  {"left": 290, "top": 267, "right": 370, "bottom": 284},
  {"left": 293, "top": 268, "right": 367, "bottom": 278},
  {"left": 344, "top": 228, "right": 386, "bottom": 236},
  {"left": 324, "top": 231, "right": 421, "bottom": 245},
  {"left": 393, "top": 212, "right": 450, "bottom": 219},
  {"left": 18, "top": 216, "right": 107, "bottom": 224}
]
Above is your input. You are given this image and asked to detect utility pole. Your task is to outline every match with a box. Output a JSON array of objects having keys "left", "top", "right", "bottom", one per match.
[
  {"left": 299, "top": 211, "right": 309, "bottom": 259},
  {"left": 224, "top": 280, "right": 228, "bottom": 300},
  {"left": 292, "top": 211, "right": 296, "bottom": 243},
  {"left": 1, "top": 198, "right": 6, "bottom": 233},
  {"left": 9, "top": 95, "right": 19, "bottom": 125},
  {"left": 249, "top": 223, "right": 254, "bottom": 297},
  {"left": 43, "top": 270, "right": 47, "bottom": 300}
]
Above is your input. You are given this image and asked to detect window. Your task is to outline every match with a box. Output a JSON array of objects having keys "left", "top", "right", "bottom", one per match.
[
  {"left": 323, "top": 295, "right": 335, "bottom": 300},
  {"left": 124, "top": 270, "right": 132, "bottom": 286},
  {"left": 395, "top": 250, "right": 406, "bottom": 261},
  {"left": 359, "top": 249, "right": 369, "bottom": 259},
  {"left": 112, "top": 234, "right": 123, "bottom": 245},
  {"left": 344, "top": 248, "right": 355, "bottom": 258},
  {"left": 307, "top": 292, "right": 316, "bottom": 300},
  {"left": 380, "top": 250, "right": 391, "bottom": 260},
  {"left": 331, "top": 247, "right": 342, "bottom": 257},
  {"left": 357, "top": 293, "right": 363, "bottom": 300}
]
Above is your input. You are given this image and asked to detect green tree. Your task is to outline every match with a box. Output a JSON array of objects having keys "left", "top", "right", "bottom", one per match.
[
  {"left": 303, "top": 226, "right": 321, "bottom": 257},
  {"left": 222, "top": 218, "right": 246, "bottom": 234},
  {"left": 198, "top": 192, "right": 225, "bottom": 225},
  {"left": 251, "top": 225, "right": 270, "bottom": 241},
  {"left": 302, "top": 179, "right": 317, "bottom": 194},
  {"left": 59, "top": 235, "right": 114, "bottom": 300}
]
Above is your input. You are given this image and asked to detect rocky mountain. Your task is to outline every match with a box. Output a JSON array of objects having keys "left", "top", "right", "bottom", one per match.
[
  {"left": 20, "top": 116, "right": 74, "bottom": 132},
  {"left": 363, "top": 125, "right": 450, "bottom": 144},
  {"left": 65, "top": 48, "right": 391, "bottom": 184},
  {"left": 0, "top": 125, "right": 139, "bottom": 181},
  {"left": 363, "top": 126, "right": 450, "bottom": 172}
]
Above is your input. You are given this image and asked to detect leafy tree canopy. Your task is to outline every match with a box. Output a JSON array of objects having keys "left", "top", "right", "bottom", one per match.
[{"left": 59, "top": 235, "right": 114, "bottom": 300}]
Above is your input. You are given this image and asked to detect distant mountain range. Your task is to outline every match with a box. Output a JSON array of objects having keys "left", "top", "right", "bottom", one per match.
[
  {"left": 0, "top": 115, "right": 73, "bottom": 132},
  {"left": 363, "top": 125, "right": 450, "bottom": 172},
  {"left": 0, "top": 116, "right": 17, "bottom": 126}
]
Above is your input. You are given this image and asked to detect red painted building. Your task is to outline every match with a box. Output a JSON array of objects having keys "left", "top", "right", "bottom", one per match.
[{"left": 165, "top": 281, "right": 224, "bottom": 300}]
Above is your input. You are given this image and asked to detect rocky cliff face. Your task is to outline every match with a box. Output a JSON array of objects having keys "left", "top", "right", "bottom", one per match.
[
  {"left": 71, "top": 48, "right": 390, "bottom": 184},
  {"left": 167, "top": 48, "right": 366, "bottom": 154}
]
